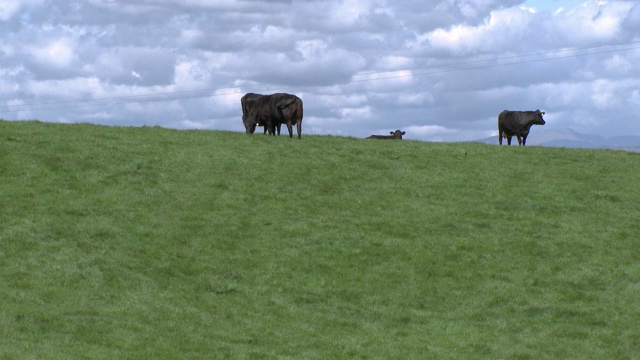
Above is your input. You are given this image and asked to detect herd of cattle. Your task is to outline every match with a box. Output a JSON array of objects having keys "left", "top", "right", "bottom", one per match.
[{"left": 241, "top": 92, "right": 546, "bottom": 146}]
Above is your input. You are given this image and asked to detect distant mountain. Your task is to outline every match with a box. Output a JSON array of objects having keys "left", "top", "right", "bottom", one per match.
[{"left": 475, "top": 128, "right": 640, "bottom": 151}]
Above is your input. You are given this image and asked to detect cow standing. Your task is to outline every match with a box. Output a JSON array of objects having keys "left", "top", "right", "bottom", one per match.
[
  {"left": 367, "top": 130, "right": 406, "bottom": 140},
  {"left": 498, "top": 110, "right": 546, "bottom": 146},
  {"left": 241, "top": 93, "right": 303, "bottom": 138}
]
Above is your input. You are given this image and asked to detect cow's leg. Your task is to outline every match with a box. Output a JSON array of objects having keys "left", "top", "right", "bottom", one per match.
[
  {"left": 262, "top": 119, "right": 273, "bottom": 136},
  {"left": 522, "top": 135, "right": 527, "bottom": 146},
  {"left": 296, "top": 120, "right": 301, "bottom": 139},
  {"left": 286, "top": 121, "right": 294, "bottom": 138},
  {"left": 276, "top": 123, "right": 281, "bottom": 136},
  {"left": 507, "top": 136, "right": 512, "bottom": 146},
  {"left": 516, "top": 135, "right": 523, "bottom": 146},
  {"left": 499, "top": 134, "right": 503, "bottom": 145}
]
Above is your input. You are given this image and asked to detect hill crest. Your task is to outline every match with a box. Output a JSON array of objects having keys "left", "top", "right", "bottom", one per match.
[{"left": 475, "top": 128, "right": 640, "bottom": 151}]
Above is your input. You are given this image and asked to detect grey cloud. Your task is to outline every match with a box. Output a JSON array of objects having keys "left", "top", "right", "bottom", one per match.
[
  {"left": 98, "top": 48, "right": 176, "bottom": 86},
  {"left": 622, "top": 3, "right": 640, "bottom": 31}
]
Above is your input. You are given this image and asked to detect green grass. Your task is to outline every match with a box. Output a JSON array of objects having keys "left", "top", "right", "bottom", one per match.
[{"left": 1, "top": 120, "right": 639, "bottom": 359}]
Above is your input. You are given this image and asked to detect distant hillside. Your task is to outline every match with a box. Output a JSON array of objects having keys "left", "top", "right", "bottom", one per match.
[{"left": 475, "top": 128, "right": 640, "bottom": 151}]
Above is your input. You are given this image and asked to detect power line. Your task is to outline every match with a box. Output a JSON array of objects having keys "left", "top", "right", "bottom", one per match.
[
  {"left": 350, "top": 40, "right": 640, "bottom": 78},
  {"left": 350, "top": 42, "right": 640, "bottom": 83},
  {"left": 1, "top": 40, "right": 639, "bottom": 114}
]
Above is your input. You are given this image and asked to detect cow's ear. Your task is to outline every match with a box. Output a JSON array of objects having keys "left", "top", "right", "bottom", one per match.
[
  {"left": 390, "top": 131, "right": 394, "bottom": 135},
  {"left": 541, "top": 112, "right": 545, "bottom": 115},
  {"left": 401, "top": 131, "right": 406, "bottom": 135}
]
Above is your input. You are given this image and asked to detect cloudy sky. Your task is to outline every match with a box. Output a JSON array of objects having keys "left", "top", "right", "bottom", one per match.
[{"left": 1, "top": 0, "right": 639, "bottom": 141}]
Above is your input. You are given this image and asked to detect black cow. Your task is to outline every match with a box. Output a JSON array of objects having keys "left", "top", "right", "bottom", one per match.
[
  {"left": 498, "top": 110, "right": 546, "bottom": 146},
  {"left": 241, "top": 93, "right": 303, "bottom": 138},
  {"left": 367, "top": 130, "right": 406, "bottom": 140},
  {"left": 241, "top": 93, "right": 282, "bottom": 135},
  {"left": 241, "top": 93, "right": 264, "bottom": 133}
]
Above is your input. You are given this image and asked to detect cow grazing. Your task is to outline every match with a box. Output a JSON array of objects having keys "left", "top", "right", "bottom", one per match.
[
  {"left": 498, "top": 110, "right": 546, "bottom": 146},
  {"left": 241, "top": 93, "right": 303, "bottom": 138},
  {"left": 367, "top": 130, "right": 406, "bottom": 140},
  {"left": 241, "top": 93, "right": 264, "bottom": 134},
  {"left": 242, "top": 93, "right": 283, "bottom": 135}
]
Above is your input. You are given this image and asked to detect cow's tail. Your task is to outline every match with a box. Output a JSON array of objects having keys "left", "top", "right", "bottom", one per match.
[{"left": 497, "top": 110, "right": 507, "bottom": 145}]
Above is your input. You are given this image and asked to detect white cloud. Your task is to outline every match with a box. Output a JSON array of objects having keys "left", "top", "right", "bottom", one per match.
[
  {"left": 406, "top": 124, "right": 456, "bottom": 137},
  {"left": 25, "top": 77, "right": 102, "bottom": 99},
  {"left": 3, "top": 99, "right": 32, "bottom": 120},
  {"left": 0, "top": 1, "right": 21, "bottom": 21},
  {"left": 174, "top": 59, "right": 211, "bottom": 89},
  {"left": 555, "top": 1, "right": 634, "bottom": 42},
  {"left": 604, "top": 54, "right": 632, "bottom": 73},
  {"left": 339, "top": 106, "right": 373, "bottom": 121},
  {"left": 180, "top": 119, "right": 209, "bottom": 129},
  {"left": 325, "top": 0, "right": 376, "bottom": 30},
  {"left": 0, "top": 0, "right": 41, "bottom": 21},
  {"left": 590, "top": 78, "right": 640, "bottom": 110},
  {"left": 208, "top": 88, "right": 244, "bottom": 113},
  {"left": 29, "top": 39, "right": 77, "bottom": 69},
  {"left": 425, "top": 7, "right": 533, "bottom": 54},
  {"left": 397, "top": 92, "right": 434, "bottom": 106}
]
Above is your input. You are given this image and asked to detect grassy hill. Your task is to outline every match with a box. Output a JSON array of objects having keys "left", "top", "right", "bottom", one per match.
[{"left": 1, "top": 120, "right": 639, "bottom": 358}]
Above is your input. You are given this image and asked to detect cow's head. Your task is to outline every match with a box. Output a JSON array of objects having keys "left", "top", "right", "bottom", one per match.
[
  {"left": 534, "top": 110, "right": 546, "bottom": 125},
  {"left": 391, "top": 130, "right": 406, "bottom": 139},
  {"left": 244, "top": 122, "right": 256, "bottom": 134},
  {"left": 241, "top": 113, "right": 254, "bottom": 133}
]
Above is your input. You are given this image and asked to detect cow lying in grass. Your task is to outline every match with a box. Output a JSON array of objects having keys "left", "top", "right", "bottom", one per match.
[{"left": 367, "top": 130, "right": 406, "bottom": 140}]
